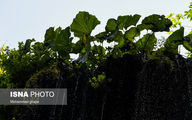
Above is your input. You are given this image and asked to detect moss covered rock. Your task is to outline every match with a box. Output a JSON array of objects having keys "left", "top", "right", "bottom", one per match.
[{"left": 25, "top": 64, "right": 60, "bottom": 88}]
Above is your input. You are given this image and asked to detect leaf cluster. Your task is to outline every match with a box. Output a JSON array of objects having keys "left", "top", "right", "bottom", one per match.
[{"left": 1, "top": 11, "right": 192, "bottom": 89}]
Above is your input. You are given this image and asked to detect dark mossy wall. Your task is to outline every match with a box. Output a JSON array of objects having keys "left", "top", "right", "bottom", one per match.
[{"left": 13, "top": 54, "right": 192, "bottom": 120}]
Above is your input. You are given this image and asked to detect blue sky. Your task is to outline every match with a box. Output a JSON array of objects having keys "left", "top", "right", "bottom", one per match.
[{"left": 0, "top": 0, "right": 191, "bottom": 49}]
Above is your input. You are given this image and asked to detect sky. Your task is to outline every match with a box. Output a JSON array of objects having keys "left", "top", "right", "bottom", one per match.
[{"left": 0, "top": 0, "right": 191, "bottom": 56}]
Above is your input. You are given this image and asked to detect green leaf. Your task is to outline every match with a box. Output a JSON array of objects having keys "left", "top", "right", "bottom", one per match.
[
  {"left": 109, "top": 31, "right": 125, "bottom": 48},
  {"left": 71, "top": 11, "right": 100, "bottom": 37},
  {"left": 140, "top": 14, "right": 172, "bottom": 32},
  {"left": 44, "top": 27, "right": 55, "bottom": 42},
  {"left": 55, "top": 27, "right": 71, "bottom": 50},
  {"left": 55, "top": 27, "right": 72, "bottom": 59},
  {"left": 111, "top": 47, "right": 123, "bottom": 58},
  {"left": 166, "top": 27, "right": 184, "bottom": 42},
  {"left": 23, "top": 39, "right": 35, "bottom": 54},
  {"left": 164, "top": 27, "right": 184, "bottom": 54},
  {"left": 124, "top": 27, "right": 140, "bottom": 42},
  {"left": 135, "top": 33, "right": 157, "bottom": 55},
  {"left": 137, "top": 24, "right": 154, "bottom": 31},
  {"left": 105, "top": 18, "right": 117, "bottom": 32},
  {"left": 71, "top": 41, "right": 83, "bottom": 54},
  {"left": 117, "top": 14, "right": 141, "bottom": 30},
  {"left": 183, "top": 34, "right": 192, "bottom": 52},
  {"left": 31, "top": 42, "right": 45, "bottom": 56},
  {"left": 95, "top": 32, "right": 108, "bottom": 42},
  {"left": 44, "top": 27, "right": 61, "bottom": 48},
  {"left": 91, "top": 45, "right": 106, "bottom": 57},
  {"left": 95, "top": 32, "right": 108, "bottom": 39},
  {"left": 44, "top": 27, "right": 73, "bottom": 59}
]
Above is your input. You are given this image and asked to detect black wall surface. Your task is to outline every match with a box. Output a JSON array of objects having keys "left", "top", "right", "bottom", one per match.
[{"left": 14, "top": 54, "right": 192, "bottom": 120}]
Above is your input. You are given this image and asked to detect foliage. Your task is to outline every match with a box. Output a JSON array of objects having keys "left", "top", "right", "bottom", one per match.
[
  {"left": 0, "top": 9, "right": 192, "bottom": 120},
  {"left": 167, "top": 13, "right": 184, "bottom": 34},
  {"left": 71, "top": 11, "right": 100, "bottom": 38},
  {"left": 117, "top": 14, "right": 141, "bottom": 30},
  {"left": 0, "top": 45, "right": 10, "bottom": 88},
  {"left": 44, "top": 27, "right": 73, "bottom": 60},
  {"left": 0, "top": 39, "right": 57, "bottom": 87},
  {"left": 0, "top": 45, "right": 6, "bottom": 74},
  {"left": 89, "top": 72, "right": 106, "bottom": 88},
  {"left": 187, "top": 52, "right": 192, "bottom": 58},
  {"left": 183, "top": 34, "right": 192, "bottom": 52},
  {"left": 0, "top": 10, "right": 192, "bottom": 89},
  {"left": 164, "top": 27, "right": 184, "bottom": 54},
  {"left": 167, "top": 1, "right": 192, "bottom": 34},
  {"left": 184, "top": 2, "right": 192, "bottom": 21},
  {"left": 139, "top": 14, "right": 172, "bottom": 32},
  {"left": 135, "top": 33, "right": 157, "bottom": 55},
  {"left": 166, "top": 1, "right": 192, "bottom": 57}
]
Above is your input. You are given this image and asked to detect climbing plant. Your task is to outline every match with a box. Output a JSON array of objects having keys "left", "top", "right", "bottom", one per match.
[{"left": 0, "top": 11, "right": 192, "bottom": 89}]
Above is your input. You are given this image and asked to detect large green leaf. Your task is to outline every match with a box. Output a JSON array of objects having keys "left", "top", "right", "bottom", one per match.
[
  {"left": 44, "top": 27, "right": 73, "bottom": 59},
  {"left": 71, "top": 11, "right": 100, "bottom": 37},
  {"left": 55, "top": 27, "right": 72, "bottom": 49},
  {"left": 44, "top": 27, "right": 55, "bottom": 47},
  {"left": 105, "top": 18, "right": 117, "bottom": 32},
  {"left": 135, "top": 33, "right": 157, "bottom": 55},
  {"left": 44, "top": 27, "right": 61, "bottom": 48},
  {"left": 164, "top": 27, "right": 184, "bottom": 54},
  {"left": 95, "top": 32, "right": 108, "bottom": 42},
  {"left": 183, "top": 34, "right": 192, "bottom": 52},
  {"left": 117, "top": 14, "right": 141, "bottom": 30},
  {"left": 108, "top": 31, "right": 125, "bottom": 48},
  {"left": 139, "top": 14, "right": 172, "bottom": 32},
  {"left": 166, "top": 27, "right": 184, "bottom": 42},
  {"left": 137, "top": 24, "right": 154, "bottom": 31},
  {"left": 124, "top": 27, "right": 140, "bottom": 42},
  {"left": 55, "top": 27, "right": 72, "bottom": 59}
]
